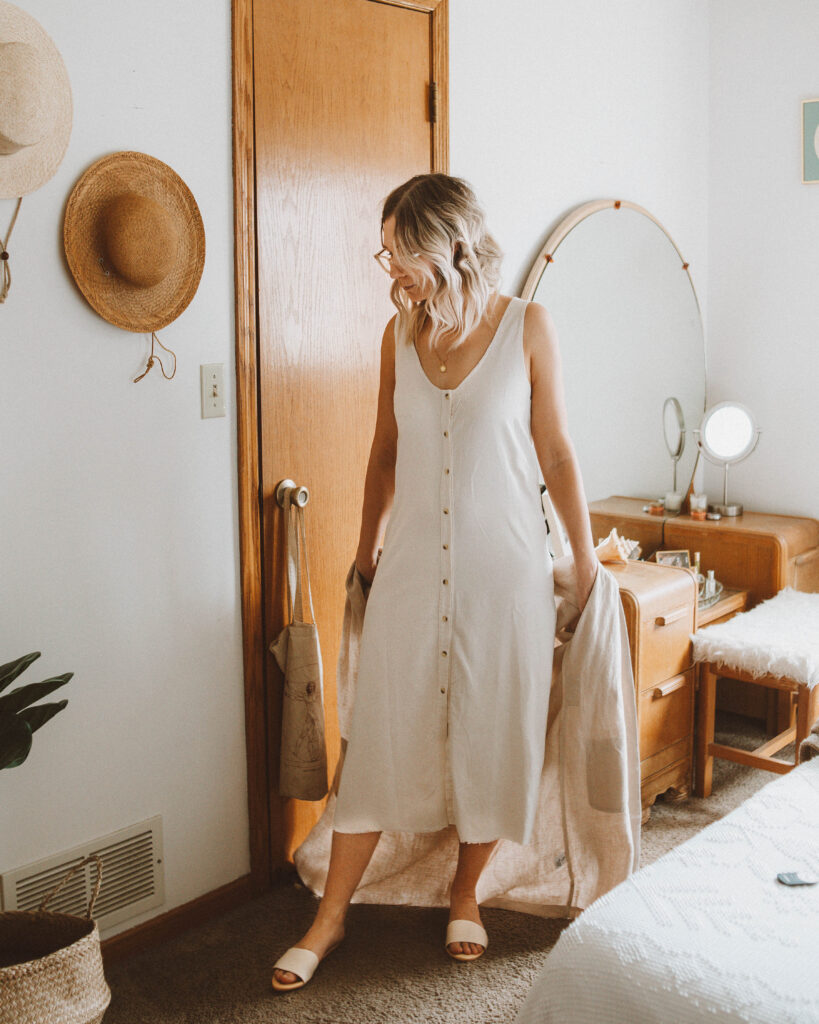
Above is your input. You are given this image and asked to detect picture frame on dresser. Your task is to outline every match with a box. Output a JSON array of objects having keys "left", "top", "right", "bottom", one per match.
[{"left": 655, "top": 549, "right": 691, "bottom": 568}]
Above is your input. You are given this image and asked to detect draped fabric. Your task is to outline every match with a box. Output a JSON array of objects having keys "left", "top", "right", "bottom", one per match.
[{"left": 295, "top": 554, "right": 641, "bottom": 918}]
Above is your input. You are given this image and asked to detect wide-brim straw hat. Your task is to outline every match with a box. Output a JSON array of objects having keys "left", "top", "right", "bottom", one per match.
[
  {"left": 63, "top": 151, "right": 205, "bottom": 333},
  {"left": 0, "top": 1, "right": 72, "bottom": 198}
]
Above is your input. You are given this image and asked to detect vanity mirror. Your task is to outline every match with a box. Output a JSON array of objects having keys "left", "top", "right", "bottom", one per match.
[
  {"left": 663, "top": 396, "right": 685, "bottom": 508},
  {"left": 521, "top": 200, "right": 706, "bottom": 504},
  {"left": 695, "top": 401, "right": 761, "bottom": 516}
]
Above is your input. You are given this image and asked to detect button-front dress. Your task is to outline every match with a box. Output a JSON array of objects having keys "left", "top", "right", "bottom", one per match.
[{"left": 334, "top": 297, "right": 556, "bottom": 845}]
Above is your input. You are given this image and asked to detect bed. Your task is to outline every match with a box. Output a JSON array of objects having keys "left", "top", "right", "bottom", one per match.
[{"left": 515, "top": 755, "right": 819, "bottom": 1024}]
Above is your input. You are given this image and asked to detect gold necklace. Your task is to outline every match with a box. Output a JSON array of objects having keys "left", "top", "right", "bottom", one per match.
[
  {"left": 431, "top": 338, "right": 449, "bottom": 374},
  {"left": 429, "top": 296, "right": 500, "bottom": 374}
]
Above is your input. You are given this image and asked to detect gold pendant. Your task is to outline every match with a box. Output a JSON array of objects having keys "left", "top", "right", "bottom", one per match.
[{"left": 439, "top": 363, "right": 447, "bottom": 373}]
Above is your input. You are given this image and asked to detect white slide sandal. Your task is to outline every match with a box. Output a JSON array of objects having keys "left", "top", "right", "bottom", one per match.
[
  {"left": 271, "top": 941, "right": 341, "bottom": 991},
  {"left": 446, "top": 919, "right": 488, "bottom": 962}
]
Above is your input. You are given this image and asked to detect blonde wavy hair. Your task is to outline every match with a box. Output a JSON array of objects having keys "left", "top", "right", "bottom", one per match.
[{"left": 381, "top": 174, "right": 503, "bottom": 347}]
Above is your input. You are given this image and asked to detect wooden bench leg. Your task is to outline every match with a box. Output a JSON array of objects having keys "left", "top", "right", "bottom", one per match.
[
  {"left": 695, "top": 663, "right": 717, "bottom": 797},
  {"left": 795, "top": 685, "right": 811, "bottom": 765}
]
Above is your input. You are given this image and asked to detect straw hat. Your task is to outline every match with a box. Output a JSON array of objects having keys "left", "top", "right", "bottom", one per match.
[
  {"left": 0, "top": 1, "right": 72, "bottom": 198},
  {"left": 63, "top": 151, "right": 205, "bottom": 332}
]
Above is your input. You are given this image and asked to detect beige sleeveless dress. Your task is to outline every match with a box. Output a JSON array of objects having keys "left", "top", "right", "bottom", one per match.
[{"left": 334, "top": 297, "right": 556, "bottom": 845}]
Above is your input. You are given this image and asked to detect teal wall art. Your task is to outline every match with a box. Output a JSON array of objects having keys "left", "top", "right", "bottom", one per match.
[{"left": 803, "top": 99, "right": 819, "bottom": 183}]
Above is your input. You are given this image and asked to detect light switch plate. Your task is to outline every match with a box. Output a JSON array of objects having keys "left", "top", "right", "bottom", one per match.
[{"left": 200, "top": 363, "right": 226, "bottom": 418}]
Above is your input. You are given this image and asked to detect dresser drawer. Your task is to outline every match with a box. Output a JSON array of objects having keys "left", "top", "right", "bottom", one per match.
[
  {"left": 636, "top": 601, "right": 695, "bottom": 687},
  {"left": 640, "top": 737, "right": 688, "bottom": 781},
  {"left": 639, "top": 669, "right": 694, "bottom": 761},
  {"left": 609, "top": 561, "right": 697, "bottom": 689}
]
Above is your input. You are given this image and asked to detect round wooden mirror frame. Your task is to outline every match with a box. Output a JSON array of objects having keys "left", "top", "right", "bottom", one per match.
[
  {"left": 519, "top": 198, "right": 706, "bottom": 508},
  {"left": 520, "top": 198, "right": 701, "bottom": 313}
]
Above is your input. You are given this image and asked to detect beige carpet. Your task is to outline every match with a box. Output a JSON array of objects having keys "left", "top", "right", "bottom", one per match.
[{"left": 103, "top": 712, "right": 784, "bottom": 1024}]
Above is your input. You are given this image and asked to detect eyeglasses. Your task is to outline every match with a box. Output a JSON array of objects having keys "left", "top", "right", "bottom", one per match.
[
  {"left": 373, "top": 247, "right": 421, "bottom": 274},
  {"left": 373, "top": 248, "right": 394, "bottom": 274}
]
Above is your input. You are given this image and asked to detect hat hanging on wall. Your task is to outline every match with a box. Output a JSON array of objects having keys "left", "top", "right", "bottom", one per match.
[
  {"left": 63, "top": 151, "right": 205, "bottom": 382},
  {"left": 0, "top": 0, "right": 73, "bottom": 302}
]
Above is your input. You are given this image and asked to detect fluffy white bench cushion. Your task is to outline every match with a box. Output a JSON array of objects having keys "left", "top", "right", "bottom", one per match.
[
  {"left": 514, "top": 757, "right": 819, "bottom": 1024},
  {"left": 691, "top": 587, "right": 819, "bottom": 687}
]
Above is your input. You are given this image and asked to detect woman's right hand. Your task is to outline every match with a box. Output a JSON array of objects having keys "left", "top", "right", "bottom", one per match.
[
  {"left": 354, "top": 556, "right": 377, "bottom": 587},
  {"left": 355, "top": 545, "right": 383, "bottom": 587}
]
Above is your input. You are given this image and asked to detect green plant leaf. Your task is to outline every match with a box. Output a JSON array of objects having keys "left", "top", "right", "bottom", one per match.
[
  {"left": 0, "top": 712, "right": 33, "bottom": 770},
  {"left": 0, "top": 652, "right": 40, "bottom": 695},
  {"left": 18, "top": 700, "right": 68, "bottom": 734},
  {"left": 0, "top": 673, "right": 74, "bottom": 715}
]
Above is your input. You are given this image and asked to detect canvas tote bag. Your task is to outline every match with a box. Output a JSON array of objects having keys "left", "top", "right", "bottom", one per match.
[{"left": 269, "top": 488, "right": 329, "bottom": 800}]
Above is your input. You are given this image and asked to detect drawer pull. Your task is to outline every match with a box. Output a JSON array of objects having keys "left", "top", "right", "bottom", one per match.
[
  {"left": 652, "top": 675, "right": 688, "bottom": 700},
  {"left": 655, "top": 607, "right": 688, "bottom": 627}
]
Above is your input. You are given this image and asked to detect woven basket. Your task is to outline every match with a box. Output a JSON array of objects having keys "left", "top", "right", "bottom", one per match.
[{"left": 0, "top": 854, "right": 111, "bottom": 1024}]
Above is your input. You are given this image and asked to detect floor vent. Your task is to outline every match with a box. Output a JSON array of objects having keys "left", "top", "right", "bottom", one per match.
[{"left": 1, "top": 816, "right": 164, "bottom": 931}]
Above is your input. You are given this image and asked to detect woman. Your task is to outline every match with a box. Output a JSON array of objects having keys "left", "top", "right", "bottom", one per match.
[{"left": 273, "top": 173, "right": 597, "bottom": 991}]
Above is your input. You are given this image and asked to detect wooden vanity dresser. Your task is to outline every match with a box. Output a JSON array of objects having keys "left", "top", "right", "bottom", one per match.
[{"left": 590, "top": 496, "right": 819, "bottom": 818}]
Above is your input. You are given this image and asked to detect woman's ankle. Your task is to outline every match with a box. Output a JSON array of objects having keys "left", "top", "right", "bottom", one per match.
[
  {"left": 315, "top": 901, "right": 348, "bottom": 928},
  {"left": 449, "top": 883, "right": 478, "bottom": 903}
]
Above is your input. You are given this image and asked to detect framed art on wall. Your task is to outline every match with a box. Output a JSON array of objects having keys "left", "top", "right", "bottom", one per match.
[{"left": 802, "top": 98, "right": 819, "bottom": 183}]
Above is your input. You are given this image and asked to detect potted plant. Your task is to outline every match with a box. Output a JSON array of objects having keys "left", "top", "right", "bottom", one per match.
[
  {"left": 0, "top": 652, "right": 72, "bottom": 770},
  {"left": 0, "top": 652, "right": 111, "bottom": 1023}
]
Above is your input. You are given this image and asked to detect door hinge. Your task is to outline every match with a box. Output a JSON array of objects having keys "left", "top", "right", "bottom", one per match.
[{"left": 429, "top": 81, "right": 437, "bottom": 124}]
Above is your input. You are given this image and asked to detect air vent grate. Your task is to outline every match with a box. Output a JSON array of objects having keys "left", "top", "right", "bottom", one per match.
[{"left": 1, "top": 816, "right": 164, "bottom": 932}]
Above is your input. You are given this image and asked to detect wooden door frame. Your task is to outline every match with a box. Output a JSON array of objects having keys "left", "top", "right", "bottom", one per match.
[{"left": 231, "top": 0, "right": 449, "bottom": 892}]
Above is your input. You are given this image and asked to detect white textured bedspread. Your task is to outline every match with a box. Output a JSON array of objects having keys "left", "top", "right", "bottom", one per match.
[{"left": 515, "top": 757, "right": 819, "bottom": 1024}]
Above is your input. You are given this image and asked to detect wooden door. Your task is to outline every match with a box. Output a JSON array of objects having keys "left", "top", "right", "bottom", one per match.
[{"left": 238, "top": 0, "right": 448, "bottom": 875}]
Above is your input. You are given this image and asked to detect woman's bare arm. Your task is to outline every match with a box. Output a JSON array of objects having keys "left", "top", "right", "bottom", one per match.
[
  {"left": 525, "top": 302, "right": 598, "bottom": 610},
  {"left": 355, "top": 317, "right": 399, "bottom": 582}
]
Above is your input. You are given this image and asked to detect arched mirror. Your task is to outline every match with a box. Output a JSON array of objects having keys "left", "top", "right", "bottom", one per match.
[{"left": 521, "top": 199, "right": 706, "bottom": 504}]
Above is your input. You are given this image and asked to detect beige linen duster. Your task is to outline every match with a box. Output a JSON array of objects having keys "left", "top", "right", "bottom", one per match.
[{"left": 294, "top": 549, "right": 641, "bottom": 919}]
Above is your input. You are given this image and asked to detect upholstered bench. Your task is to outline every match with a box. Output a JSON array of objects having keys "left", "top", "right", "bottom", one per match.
[{"left": 691, "top": 588, "right": 819, "bottom": 796}]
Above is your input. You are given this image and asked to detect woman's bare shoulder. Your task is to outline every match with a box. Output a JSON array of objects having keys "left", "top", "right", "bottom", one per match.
[
  {"left": 523, "top": 299, "right": 557, "bottom": 336},
  {"left": 522, "top": 300, "right": 560, "bottom": 376},
  {"left": 381, "top": 313, "right": 399, "bottom": 354}
]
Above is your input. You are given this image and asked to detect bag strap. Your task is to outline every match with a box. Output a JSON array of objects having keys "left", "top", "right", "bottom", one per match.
[
  {"left": 282, "top": 489, "right": 315, "bottom": 625},
  {"left": 295, "top": 500, "right": 316, "bottom": 623},
  {"left": 283, "top": 490, "right": 301, "bottom": 623}
]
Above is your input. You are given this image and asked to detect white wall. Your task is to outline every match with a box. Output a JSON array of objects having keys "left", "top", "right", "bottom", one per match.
[
  {"left": 451, "top": 0, "right": 710, "bottom": 306},
  {"left": 8, "top": 0, "right": 811, "bottom": 940},
  {"left": 0, "top": 0, "right": 247, "bottom": 937},
  {"left": 707, "top": 0, "right": 819, "bottom": 517}
]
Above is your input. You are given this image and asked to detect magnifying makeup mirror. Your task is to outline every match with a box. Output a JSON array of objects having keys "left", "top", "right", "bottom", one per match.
[
  {"left": 663, "top": 397, "right": 685, "bottom": 493},
  {"left": 695, "top": 401, "right": 761, "bottom": 516}
]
